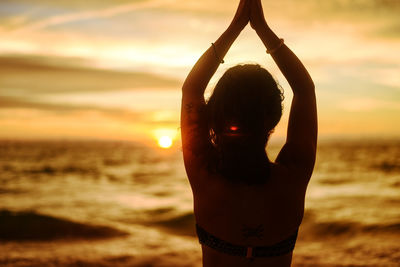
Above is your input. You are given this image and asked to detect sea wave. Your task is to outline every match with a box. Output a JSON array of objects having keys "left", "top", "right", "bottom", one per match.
[
  {"left": 148, "top": 212, "right": 196, "bottom": 237},
  {"left": 22, "top": 165, "right": 100, "bottom": 176},
  {"left": 0, "top": 253, "right": 200, "bottom": 267},
  {"left": 131, "top": 170, "right": 173, "bottom": 184},
  {"left": 301, "top": 218, "right": 400, "bottom": 238},
  {"left": 0, "top": 210, "right": 127, "bottom": 241},
  {"left": 371, "top": 161, "right": 400, "bottom": 173},
  {"left": 0, "top": 188, "right": 26, "bottom": 195},
  {"left": 317, "top": 177, "right": 354, "bottom": 185}
]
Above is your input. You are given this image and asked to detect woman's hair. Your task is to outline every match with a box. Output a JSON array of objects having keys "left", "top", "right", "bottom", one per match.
[{"left": 205, "top": 64, "right": 283, "bottom": 184}]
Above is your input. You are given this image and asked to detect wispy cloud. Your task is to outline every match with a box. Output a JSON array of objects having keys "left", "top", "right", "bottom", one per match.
[
  {"left": 0, "top": 95, "right": 177, "bottom": 125},
  {"left": 10, "top": 0, "right": 172, "bottom": 33},
  {"left": 0, "top": 55, "right": 181, "bottom": 93},
  {"left": 340, "top": 98, "right": 400, "bottom": 112},
  {"left": 4, "top": 0, "right": 400, "bottom": 35}
]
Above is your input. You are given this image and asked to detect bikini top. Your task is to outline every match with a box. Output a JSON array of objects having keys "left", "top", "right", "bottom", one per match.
[{"left": 196, "top": 224, "right": 298, "bottom": 259}]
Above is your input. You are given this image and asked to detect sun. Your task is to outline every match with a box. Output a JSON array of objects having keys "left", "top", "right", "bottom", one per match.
[
  {"left": 158, "top": 135, "right": 173, "bottom": 149},
  {"left": 153, "top": 128, "right": 176, "bottom": 149}
]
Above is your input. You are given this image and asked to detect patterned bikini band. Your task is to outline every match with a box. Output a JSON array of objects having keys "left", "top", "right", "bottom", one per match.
[{"left": 196, "top": 224, "right": 298, "bottom": 259}]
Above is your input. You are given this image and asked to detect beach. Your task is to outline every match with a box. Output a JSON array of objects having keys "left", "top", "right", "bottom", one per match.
[{"left": 0, "top": 139, "right": 399, "bottom": 266}]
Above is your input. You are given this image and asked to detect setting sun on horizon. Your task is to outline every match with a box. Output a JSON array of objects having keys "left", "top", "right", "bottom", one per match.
[
  {"left": 1, "top": 1, "right": 400, "bottom": 266},
  {"left": 153, "top": 127, "right": 177, "bottom": 149},
  {"left": 158, "top": 135, "right": 173, "bottom": 149}
]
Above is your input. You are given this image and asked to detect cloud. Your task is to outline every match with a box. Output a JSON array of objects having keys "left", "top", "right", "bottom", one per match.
[
  {"left": 0, "top": 95, "right": 178, "bottom": 125},
  {"left": 4, "top": 0, "right": 400, "bottom": 33},
  {"left": 8, "top": 0, "right": 172, "bottom": 33},
  {"left": 340, "top": 98, "right": 400, "bottom": 112},
  {"left": 1, "top": 95, "right": 137, "bottom": 115},
  {"left": 0, "top": 55, "right": 181, "bottom": 93}
]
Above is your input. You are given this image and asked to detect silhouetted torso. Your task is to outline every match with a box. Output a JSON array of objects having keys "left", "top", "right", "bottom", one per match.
[{"left": 191, "top": 161, "right": 307, "bottom": 267}]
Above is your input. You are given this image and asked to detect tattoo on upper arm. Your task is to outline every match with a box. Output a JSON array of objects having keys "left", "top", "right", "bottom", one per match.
[
  {"left": 185, "top": 103, "right": 194, "bottom": 114},
  {"left": 242, "top": 224, "right": 264, "bottom": 240},
  {"left": 182, "top": 101, "right": 211, "bottom": 157},
  {"left": 183, "top": 102, "right": 205, "bottom": 124}
]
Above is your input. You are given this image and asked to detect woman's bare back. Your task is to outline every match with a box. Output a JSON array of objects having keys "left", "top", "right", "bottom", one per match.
[{"left": 192, "top": 164, "right": 307, "bottom": 266}]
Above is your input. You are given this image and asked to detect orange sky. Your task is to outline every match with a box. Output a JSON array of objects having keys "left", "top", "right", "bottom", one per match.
[{"left": 0, "top": 0, "right": 399, "bottom": 146}]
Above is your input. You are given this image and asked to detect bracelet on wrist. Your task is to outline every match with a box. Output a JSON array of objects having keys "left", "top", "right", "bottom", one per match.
[{"left": 266, "top": 38, "right": 285, "bottom": 54}]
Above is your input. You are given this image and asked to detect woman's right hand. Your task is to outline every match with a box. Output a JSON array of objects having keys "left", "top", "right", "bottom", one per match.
[
  {"left": 250, "top": 0, "right": 268, "bottom": 32},
  {"left": 230, "top": 0, "right": 251, "bottom": 31}
]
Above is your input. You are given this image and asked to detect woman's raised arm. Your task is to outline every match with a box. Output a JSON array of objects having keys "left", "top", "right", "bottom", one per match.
[
  {"left": 181, "top": 0, "right": 251, "bottom": 172},
  {"left": 250, "top": 0, "right": 318, "bottom": 178},
  {"left": 182, "top": 0, "right": 250, "bottom": 99}
]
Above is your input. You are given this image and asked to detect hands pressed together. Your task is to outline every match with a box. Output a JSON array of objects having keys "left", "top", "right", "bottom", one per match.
[{"left": 231, "top": 0, "right": 268, "bottom": 33}]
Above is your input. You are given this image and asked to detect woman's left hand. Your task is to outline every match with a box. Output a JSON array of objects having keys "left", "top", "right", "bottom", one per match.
[{"left": 230, "top": 0, "right": 251, "bottom": 30}]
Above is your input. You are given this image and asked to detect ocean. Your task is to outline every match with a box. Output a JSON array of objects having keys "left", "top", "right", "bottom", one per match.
[{"left": 0, "top": 139, "right": 399, "bottom": 266}]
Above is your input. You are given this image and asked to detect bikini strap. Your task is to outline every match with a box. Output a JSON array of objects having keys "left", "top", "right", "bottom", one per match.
[{"left": 196, "top": 224, "right": 298, "bottom": 258}]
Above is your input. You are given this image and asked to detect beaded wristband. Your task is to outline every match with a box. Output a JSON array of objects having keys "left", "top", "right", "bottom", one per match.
[
  {"left": 211, "top": 43, "right": 224, "bottom": 64},
  {"left": 267, "top": 38, "right": 285, "bottom": 54}
]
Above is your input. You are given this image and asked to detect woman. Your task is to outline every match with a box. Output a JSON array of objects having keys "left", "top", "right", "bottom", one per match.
[{"left": 181, "top": 0, "right": 317, "bottom": 266}]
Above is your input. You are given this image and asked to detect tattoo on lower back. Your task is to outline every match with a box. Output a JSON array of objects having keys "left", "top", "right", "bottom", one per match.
[{"left": 242, "top": 224, "right": 264, "bottom": 240}]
